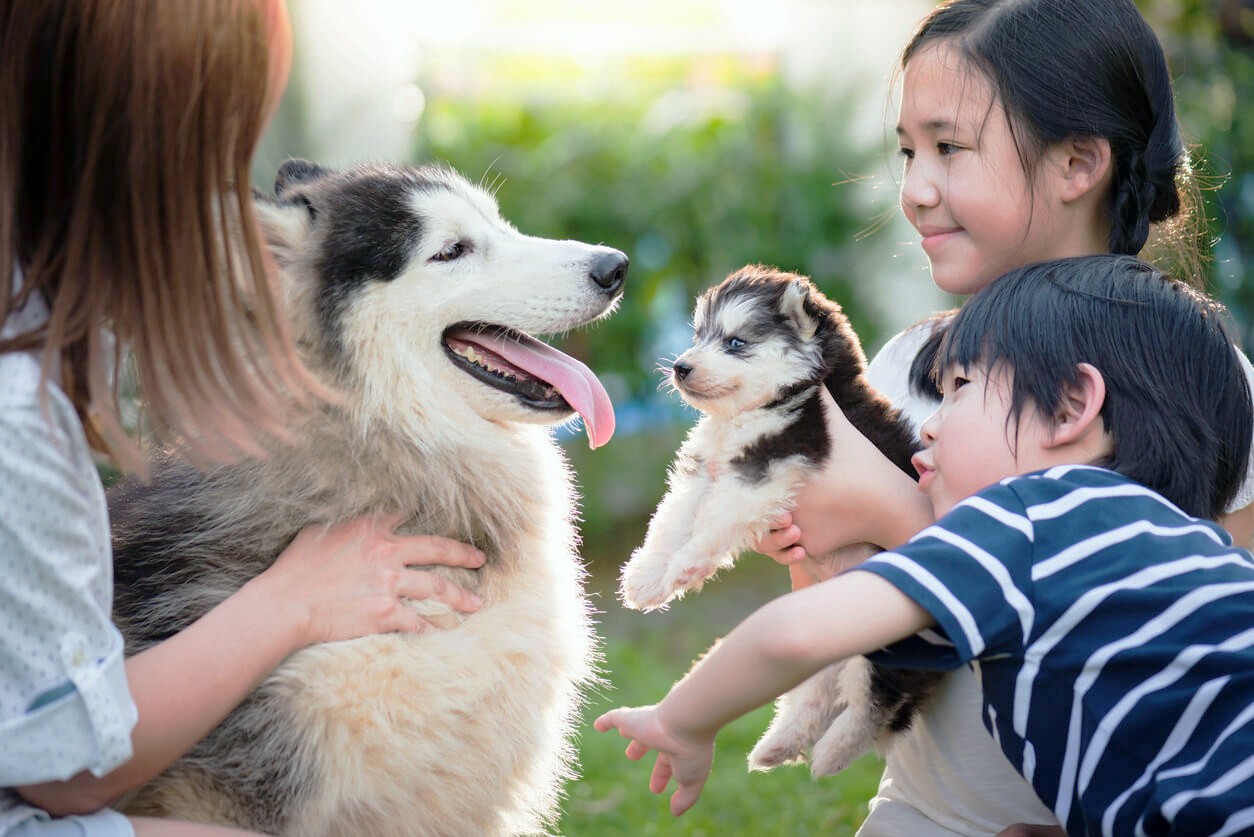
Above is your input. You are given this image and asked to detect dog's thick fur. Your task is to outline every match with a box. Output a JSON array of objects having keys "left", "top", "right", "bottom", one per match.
[
  {"left": 618, "top": 265, "right": 939, "bottom": 775},
  {"left": 109, "top": 159, "right": 627, "bottom": 836}
]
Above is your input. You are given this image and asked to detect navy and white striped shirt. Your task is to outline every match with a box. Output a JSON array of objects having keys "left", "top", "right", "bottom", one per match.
[{"left": 859, "top": 465, "right": 1254, "bottom": 836}]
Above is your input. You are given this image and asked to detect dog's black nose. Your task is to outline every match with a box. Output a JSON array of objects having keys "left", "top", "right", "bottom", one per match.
[
  {"left": 589, "top": 250, "right": 629, "bottom": 294},
  {"left": 673, "top": 361, "right": 692, "bottom": 381}
]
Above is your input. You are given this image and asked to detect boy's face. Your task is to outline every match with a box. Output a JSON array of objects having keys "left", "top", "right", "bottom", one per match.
[{"left": 913, "top": 363, "right": 1051, "bottom": 517}]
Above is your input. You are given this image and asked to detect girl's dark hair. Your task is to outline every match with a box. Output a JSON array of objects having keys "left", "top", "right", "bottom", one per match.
[
  {"left": 937, "top": 255, "right": 1251, "bottom": 520},
  {"left": 903, "top": 0, "right": 1196, "bottom": 265}
]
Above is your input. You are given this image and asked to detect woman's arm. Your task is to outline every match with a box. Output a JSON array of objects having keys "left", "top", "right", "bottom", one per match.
[
  {"left": 17, "top": 516, "right": 484, "bottom": 814},
  {"left": 595, "top": 571, "right": 932, "bottom": 815}
]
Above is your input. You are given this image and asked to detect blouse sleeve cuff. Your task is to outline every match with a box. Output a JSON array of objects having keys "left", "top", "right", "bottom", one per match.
[{"left": 0, "top": 630, "right": 137, "bottom": 785}]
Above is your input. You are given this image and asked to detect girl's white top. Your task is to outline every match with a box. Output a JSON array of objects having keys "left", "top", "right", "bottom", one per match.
[
  {"left": 0, "top": 274, "right": 138, "bottom": 833},
  {"left": 854, "top": 320, "right": 1254, "bottom": 836}
]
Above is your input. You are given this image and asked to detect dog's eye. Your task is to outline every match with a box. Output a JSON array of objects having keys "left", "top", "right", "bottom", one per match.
[
  {"left": 725, "top": 336, "right": 746, "bottom": 350},
  {"left": 431, "top": 241, "right": 469, "bottom": 262},
  {"left": 297, "top": 195, "right": 317, "bottom": 222}
]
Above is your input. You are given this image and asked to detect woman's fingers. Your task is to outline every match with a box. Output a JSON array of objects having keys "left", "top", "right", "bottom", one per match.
[
  {"left": 399, "top": 535, "right": 486, "bottom": 569},
  {"left": 395, "top": 568, "right": 483, "bottom": 613}
]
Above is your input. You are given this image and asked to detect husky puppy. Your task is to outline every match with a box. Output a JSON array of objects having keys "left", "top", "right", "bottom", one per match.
[
  {"left": 619, "top": 265, "right": 938, "bottom": 775},
  {"left": 109, "top": 159, "right": 627, "bottom": 836}
]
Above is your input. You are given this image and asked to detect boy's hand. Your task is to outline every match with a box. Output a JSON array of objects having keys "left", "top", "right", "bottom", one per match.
[{"left": 594, "top": 706, "right": 715, "bottom": 816}]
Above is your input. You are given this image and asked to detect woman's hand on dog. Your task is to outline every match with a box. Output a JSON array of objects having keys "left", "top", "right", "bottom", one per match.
[{"left": 261, "top": 514, "right": 486, "bottom": 645}]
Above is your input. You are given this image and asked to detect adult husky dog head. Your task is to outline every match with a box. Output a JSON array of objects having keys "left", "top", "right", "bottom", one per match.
[{"left": 254, "top": 158, "right": 626, "bottom": 449}]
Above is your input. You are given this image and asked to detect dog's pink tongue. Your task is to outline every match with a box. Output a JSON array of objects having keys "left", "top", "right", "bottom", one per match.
[{"left": 458, "top": 329, "right": 616, "bottom": 449}]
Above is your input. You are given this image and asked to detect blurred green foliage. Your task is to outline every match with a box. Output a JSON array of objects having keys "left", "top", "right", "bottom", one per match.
[
  {"left": 1141, "top": 0, "right": 1254, "bottom": 343},
  {"left": 413, "top": 71, "right": 888, "bottom": 405}
]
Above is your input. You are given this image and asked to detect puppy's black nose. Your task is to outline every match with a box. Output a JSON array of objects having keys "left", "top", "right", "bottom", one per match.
[
  {"left": 589, "top": 250, "right": 629, "bottom": 295},
  {"left": 673, "top": 361, "right": 693, "bottom": 380}
]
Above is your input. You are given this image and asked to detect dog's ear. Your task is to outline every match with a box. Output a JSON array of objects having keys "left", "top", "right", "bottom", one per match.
[
  {"left": 778, "top": 278, "right": 822, "bottom": 341},
  {"left": 253, "top": 159, "right": 332, "bottom": 266},
  {"left": 253, "top": 198, "right": 314, "bottom": 267},
  {"left": 274, "top": 158, "right": 330, "bottom": 197}
]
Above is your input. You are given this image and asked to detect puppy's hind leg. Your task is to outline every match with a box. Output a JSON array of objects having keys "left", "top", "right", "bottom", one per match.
[
  {"left": 808, "top": 656, "right": 882, "bottom": 776},
  {"left": 748, "top": 661, "right": 848, "bottom": 772}
]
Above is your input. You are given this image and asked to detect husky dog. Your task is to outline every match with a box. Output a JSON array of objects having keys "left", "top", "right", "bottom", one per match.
[
  {"left": 619, "top": 265, "right": 939, "bottom": 775},
  {"left": 109, "top": 159, "right": 627, "bottom": 836}
]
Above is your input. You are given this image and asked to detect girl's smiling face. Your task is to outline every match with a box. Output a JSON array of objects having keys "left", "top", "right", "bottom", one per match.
[{"left": 896, "top": 42, "right": 1072, "bottom": 296}]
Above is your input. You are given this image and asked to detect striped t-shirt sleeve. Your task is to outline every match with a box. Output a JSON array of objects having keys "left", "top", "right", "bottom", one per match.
[{"left": 857, "top": 483, "right": 1037, "bottom": 666}]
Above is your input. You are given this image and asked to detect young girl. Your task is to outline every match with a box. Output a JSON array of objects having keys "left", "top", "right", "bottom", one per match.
[
  {"left": 597, "top": 254, "right": 1254, "bottom": 836},
  {"left": 752, "top": 0, "right": 1254, "bottom": 834},
  {"left": 0, "top": 3, "right": 483, "bottom": 836}
]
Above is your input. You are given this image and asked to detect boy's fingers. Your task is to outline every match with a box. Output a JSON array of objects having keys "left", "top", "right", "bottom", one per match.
[
  {"left": 671, "top": 781, "right": 704, "bottom": 817},
  {"left": 649, "top": 753, "right": 674, "bottom": 794},
  {"left": 625, "top": 739, "right": 651, "bottom": 761}
]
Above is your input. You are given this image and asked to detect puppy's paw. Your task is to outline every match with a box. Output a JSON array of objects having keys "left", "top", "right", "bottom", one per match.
[
  {"left": 619, "top": 551, "right": 679, "bottom": 611},
  {"left": 747, "top": 726, "right": 809, "bottom": 772},
  {"left": 666, "top": 558, "right": 721, "bottom": 593},
  {"left": 808, "top": 714, "right": 878, "bottom": 777}
]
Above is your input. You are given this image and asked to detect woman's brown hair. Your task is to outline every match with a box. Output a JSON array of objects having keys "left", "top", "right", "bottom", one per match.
[{"left": 0, "top": 0, "right": 327, "bottom": 474}]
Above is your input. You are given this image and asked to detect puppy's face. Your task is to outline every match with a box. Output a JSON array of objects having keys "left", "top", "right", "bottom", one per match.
[{"left": 670, "top": 267, "right": 827, "bottom": 417}]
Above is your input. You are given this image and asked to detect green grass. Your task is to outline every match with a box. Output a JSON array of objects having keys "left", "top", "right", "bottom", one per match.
[{"left": 557, "top": 559, "right": 883, "bottom": 836}]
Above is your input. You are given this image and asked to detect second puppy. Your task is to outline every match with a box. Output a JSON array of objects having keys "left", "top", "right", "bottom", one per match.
[{"left": 619, "top": 264, "right": 939, "bottom": 775}]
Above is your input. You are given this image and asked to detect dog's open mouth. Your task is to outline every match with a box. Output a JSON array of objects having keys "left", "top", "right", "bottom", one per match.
[{"left": 443, "top": 324, "right": 616, "bottom": 449}]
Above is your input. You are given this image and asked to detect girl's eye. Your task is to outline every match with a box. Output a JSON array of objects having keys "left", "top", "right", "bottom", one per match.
[
  {"left": 898, "top": 147, "right": 915, "bottom": 162},
  {"left": 952, "top": 375, "right": 970, "bottom": 390},
  {"left": 937, "top": 142, "right": 960, "bottom": 157},
  {"left": 725, "top": 336, "right": 746, "bottom": 350},
  {"left": 432, "top": 241, "right": 468, "bottom": 262}
]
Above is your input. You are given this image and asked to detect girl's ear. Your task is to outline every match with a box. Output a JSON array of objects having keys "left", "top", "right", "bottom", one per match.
[
  {"left": 1054, "top": 135, "right": 1113, "bottom": 204},
  {"left": 1047, "top": 362, "right": 1107, "bottom": 447}
]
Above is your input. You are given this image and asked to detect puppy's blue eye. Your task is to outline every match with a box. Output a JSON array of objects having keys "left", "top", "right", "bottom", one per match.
[{"left": 725, "top": 336, "right": 746, "bottom": 350}]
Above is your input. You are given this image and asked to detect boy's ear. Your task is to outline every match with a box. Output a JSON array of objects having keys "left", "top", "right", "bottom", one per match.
[
  {"left": 1047, "top": 362, "right": 1107, "bottom": 448},
  {"left": 1054, "top": 135, "right": 1113, "bottom": 204}
]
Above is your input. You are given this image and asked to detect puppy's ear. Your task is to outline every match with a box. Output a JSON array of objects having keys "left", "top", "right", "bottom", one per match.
[{"left": 778, "top": 278, "right": 822, "bottom": 341}]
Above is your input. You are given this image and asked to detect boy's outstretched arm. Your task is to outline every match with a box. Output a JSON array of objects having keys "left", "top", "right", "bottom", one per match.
[{"left": 595, "top": 570, "right": 932, "bottom": 815}]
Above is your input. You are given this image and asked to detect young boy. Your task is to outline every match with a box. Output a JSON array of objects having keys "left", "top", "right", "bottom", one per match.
[{"left": 596, "top": 254, "right": 1254, "bottom": 836}]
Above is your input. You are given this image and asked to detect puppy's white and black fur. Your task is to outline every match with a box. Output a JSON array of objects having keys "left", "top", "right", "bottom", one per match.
[
  {"left": 619, "top": 265, "right": 938, "bottom": 775},
  {"left": 110, "top": 159, "right": 627, "bottom": 836}
]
